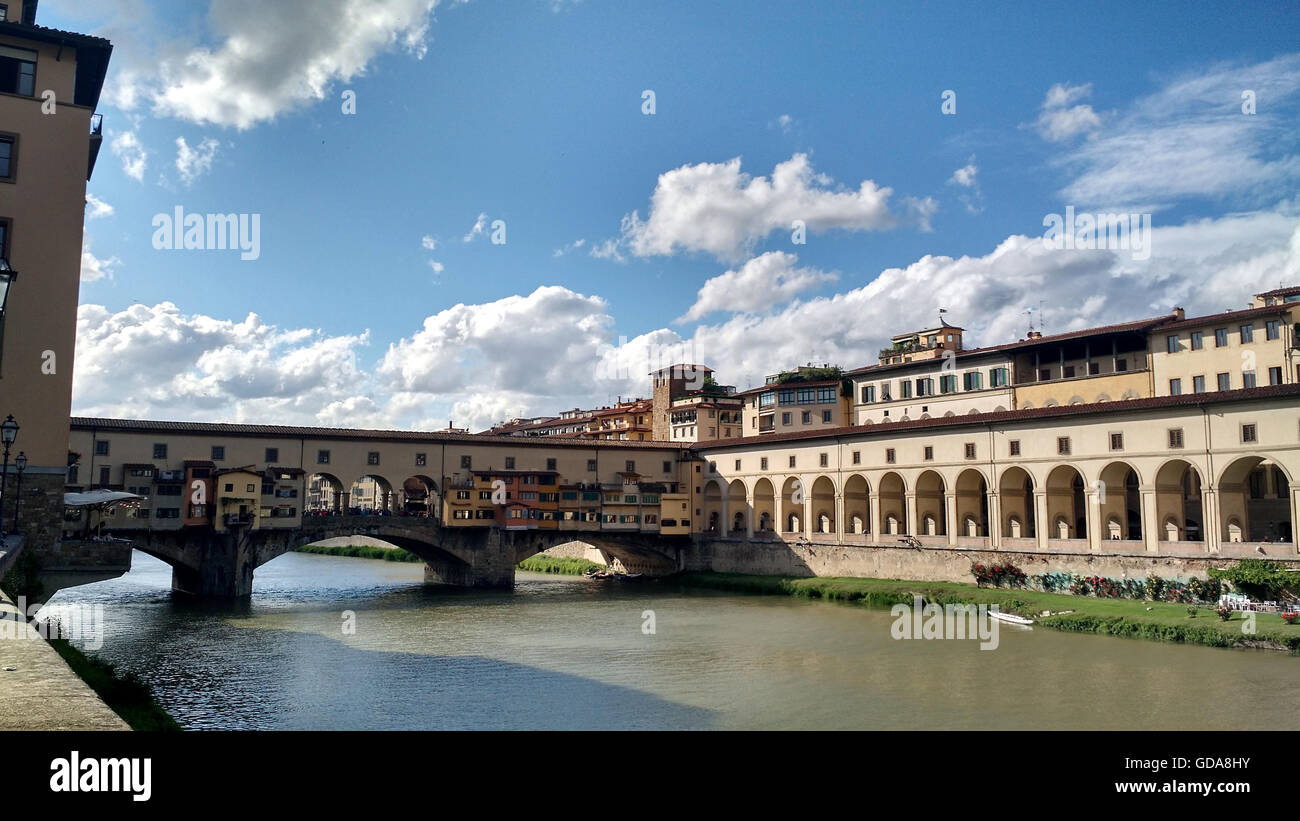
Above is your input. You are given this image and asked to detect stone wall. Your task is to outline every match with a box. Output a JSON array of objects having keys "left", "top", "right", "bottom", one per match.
[
  {"left": 2, "top": 473, "right": 65, "bottom": 558},
  {"left": 686, "top": 536, "right": 1300, "bottom": 583}
]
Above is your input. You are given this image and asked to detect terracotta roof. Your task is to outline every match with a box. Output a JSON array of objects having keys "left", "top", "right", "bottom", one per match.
[
  {"left": 735, "top": 378, "right": 843, "bottom": 396},
  {"left": 848, "top": 313, "right": 1175, "bottom": 377},
  {"left": 1156, "top": 303, "right": 1292, "bottom": 331},
  {"left": 694, "top": 383, "right": 1300, "bottom": 450},
  {"left": 1254, "top": 284, "right": 1300, "bottom": 299},
  {"left": 70, "top": 417, "right": 679, "bottom": 449}
]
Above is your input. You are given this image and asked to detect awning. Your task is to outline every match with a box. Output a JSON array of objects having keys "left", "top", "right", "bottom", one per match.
[{"left": 63, "top": 490, "right": 143, "bottom": 507}]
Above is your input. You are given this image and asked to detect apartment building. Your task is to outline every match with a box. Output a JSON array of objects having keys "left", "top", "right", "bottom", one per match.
[
  {"left": 739, "top": 366, "right": 852, "bottom": 435},
  {"left": 1151, "top": 295, "right": 1298, "bottom": 397},
  {"left": 0, "top": 4, "right": 111, "bottom": 554}
]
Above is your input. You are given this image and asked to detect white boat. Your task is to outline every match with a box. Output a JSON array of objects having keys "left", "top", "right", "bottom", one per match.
[{"left": 988, "top": 610, "right": 1034, "bottom": 625}]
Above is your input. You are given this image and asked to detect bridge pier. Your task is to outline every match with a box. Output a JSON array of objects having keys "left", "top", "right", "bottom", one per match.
[{"left": 170, "top": 527, "right": 256, "bottom": 598}]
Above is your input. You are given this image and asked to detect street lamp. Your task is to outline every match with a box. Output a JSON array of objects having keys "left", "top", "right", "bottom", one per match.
[
  {"left": 11, "top": 451, "right": 25, "bottom": 533},
  {"left": 0, "top": 259, "right": 16, "bottom": 318},
  {"left": 0, "top": 414, "right": 17, "bottom": 535}
]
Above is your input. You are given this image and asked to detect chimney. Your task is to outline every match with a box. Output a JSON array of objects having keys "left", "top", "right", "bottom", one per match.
[{"left": 1172, "top": 306, "right": 1185, "bottom": 320}]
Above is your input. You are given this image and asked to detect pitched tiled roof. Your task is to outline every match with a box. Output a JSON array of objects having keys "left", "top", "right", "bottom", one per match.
[
  {"left": 1254, "top": 285, "right": 1300, "bottom": 299},
  {"left": 1156, "top": 303, "right": 1292, "bottom": 331},
  {"left": 70, "top": 417, "right": 678, "bottom": 449},
  {"left": 694, "top": 383, "right": 1300, "bottom": 450}
]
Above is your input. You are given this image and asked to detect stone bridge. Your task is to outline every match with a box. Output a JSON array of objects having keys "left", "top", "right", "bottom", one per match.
[{"left": 119, "top": 516, "right": 689, "bottom": 597}]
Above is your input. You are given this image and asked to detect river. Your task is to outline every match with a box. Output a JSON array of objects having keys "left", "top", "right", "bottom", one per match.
[{"left": 40, "top": 550, "right": 1300, "bottom": 730}]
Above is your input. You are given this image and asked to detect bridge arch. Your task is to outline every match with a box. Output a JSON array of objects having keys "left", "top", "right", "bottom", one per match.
[
  {"left": 1217, "top": 455, "right": 1293, "bottom": 544},
  {"left": 402, "top": 474, "right": 440, "bottom": 517}
]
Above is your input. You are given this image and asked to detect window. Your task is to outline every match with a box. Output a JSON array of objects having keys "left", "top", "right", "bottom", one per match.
[
  {"left": 822, "top": 410, "right": 832, "bottom": 423},
  {"left": 1240, "top": 324, "right": 1254, "bottom": 343},
  {"left": 0, "top": 134, "right": 15, "bottom": 182},
  {"left": 788, "top": 455, "right": 797, "bottom": 468},
  {"left": 505, "top": 457, "right": 516, "bottom": 470},
  {"left": 861, "top": 385, "right": 875, "bottom": 403},
  {"left": 211, "top": 446, "right": 225, "bottom": 461},
  {"left": 1269, "top": 366, "right": 1282, "bottom": 386},
  {"left": 1109, "top": 432, "right": 1123, "bottom": 451},
  {"left": 916, "top": 378, "right": 933, "bottom": 397},
  {"left": 964, "top": 443, "right": 976, "bottom": 459},
  {"left": 542, "top": 457, "right": 554, "bottom": 471},
  {"left": 1217, "top": 372, "right": 1231, "bottom": 391},
  {"left": 1057, "top": 437, "right": 1071, "bottom": 455},
  {"left": 1166, "top": 335, "right": 1180, "bottom": 354},
  {"left": 1088, "top": 362, "right": 1100, "bottom": 375},
  {"left": 1192, "top": 375, "right": 1206, "bottom": 394},
  {"left": 709, "top": 461, "right": 717, "bottom": 473},
  {"left": 1241, "top": 423, "right": 1257, "bottom": 443},
  {"left": 796, "top": 388, "right": 815, "bottom": 404},
  {"left": 801, "top": 411, "right": 811, "bottom": 424},
  {"left": 1038, "top": 368, "right": 1050, "bottom": 381},
  {"left": 852, "top": 450, "right": 861, "bottom": 465},
  {"left": 819, "top": 453, "right": 828, "bottom": 467},
  {"left": 587, "top": 459, "right": 597, "bottom": 472},
  {"left": 1168, "top": 378, "right": 1182, "bottom": 396},
  {"left": 416, "top": 452, "right": 427, "bottom": 467},
  {"left": 1243, "top": 370, "right": 1257, "bottom": 389},
  {"left": 152, "top": 443, "right": 167, "bottom": 459},
  {"left": 940, "top": 374, "right": 957, "bottom": 393},
  {"left": 318, "top": 450, "right": 330, "bottom": 464},
  {"left": 245, "top": 483, "right": 256, "bottom": 494},
  {"left": 900, "top": 381, "right": 913, "bottom": 399},
  {"left": 760, "top": 457, "right": 768, "bottom": 470},
  {"left": 1063, "top": 365, "right": 1075, "bottom": 379},
  {"left": 223, "top": 483, "right": 234, "bottom": 493},
  {"left": 625, "top": 460, "right": 636, "bottom": 473},
  {"left": 880, "top": 383, "right": 892, "bottom": 401},
  {"left": 1009, "top": 440, "right": 1021, "bottom": 457},
  {"left": 989, "top": 367, "right": 1009, "bottom": 387},
  {"left": 1168, "top": 428, "right": 1184, "bottom": 449},
  {"left": 758, "top": 391, "right": 775, "bottom": 408},
  {"left": 1266, "top": 320, "right": 1280, "bottom": 340},
  {"left": 963, "top": 372, "right": 982, "bottom": 391},
  {"left": 67, "top": 465, "right": 79, "bottom": 484},
  {"left": 729, "top": 458, "right": 739, "bottom": 471},
  {"left": 923, "top": 446, "right": 934, "bottom": 461},
  {"left": 778, "top": 389, "right": 795, "bottom": 405},
  {"left": 265, "top": 447, "right": 278, "bottom": 463},
  {"left": 885, "top": 448, "right": 896, "bottom": 464},
  {"left": 1215, "top": 328, "right": 1228, "bottom": 347},
  {"left": 817, "top": 387, "right": 836, "bottom": 403},
  {"left": 95, "top": 440, "right": 110, "bottom": 456},
  {"left": 461, "top": 455, "right": 472, "bottom": 469},
  {"left": 781, "top": 412, "right": 792, "bottom": 425},
  {"left": 1190, "top": 331, "right": 1204, "bottom": 350},
  {"left": 1116, "top": 358, "right": 1128, "bottom": 372},
  {"left": 0, "top": 46, "right": 37, "bottom": 97},
  {"left": 662, "top": 460, "right": 671, "bottom": 473}
]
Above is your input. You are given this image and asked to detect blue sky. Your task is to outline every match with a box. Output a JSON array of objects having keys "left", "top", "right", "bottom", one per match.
[{"left": 47, "top": 0, "right": 1300, "bottom": 430}]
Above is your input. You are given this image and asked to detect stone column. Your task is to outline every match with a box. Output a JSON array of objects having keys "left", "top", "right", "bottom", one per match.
[
  {"left": 1202, "top": 487, "right": 1220, "bottom": 555},
  {"left": 905, "top": 492, "right": 918, "bottom": 536},
  {"left": 745, "top": 493, "right": 755, "bottom": 539},
  {"left": 719, "top": 494, "right": 729, "bottom": 537},
  {"left": 1086, "top": 487, "right": 1102, "bottom": 554},
  {"left": 835, "top": 492, "right": 845, "bottom": 542},
  {"left": 1140, "top": 488, "right": 1158, "bottom": 553},
  {"left": 1034, "top": 491, "right": 1049, "bottom": 551},
  {"left": 869, "top": 492, "right": 882, "bottom": 543},
  {"left": 774, "top": 486, "right": 785, "bottom": 537},
  {"left": 944, "top": 491, "right": 958, "bottom": 546},
  {"left": 987, "top": 491, "right": 1002, "bottom": 549},
  {"left": 803, "top": 477, "right": 814, "bottom": 540}
]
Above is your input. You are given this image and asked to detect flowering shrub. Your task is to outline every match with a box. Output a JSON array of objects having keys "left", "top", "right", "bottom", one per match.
[
  {"left": 1282, "top": 611, "right": 1299, "bottom": 625},
  {"left": 1020, "top": 571, "right": 1222, "bottom": 603},
  {"left": 971, "top": 563, "right": 1027, "bottom": 588},
  {"left": 1216, "top": 604, "right": 1233, "bottom": 621}
]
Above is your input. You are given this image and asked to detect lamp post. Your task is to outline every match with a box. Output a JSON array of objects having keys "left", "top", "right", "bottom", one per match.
[
  {"left": 0, "top": 258, "right": 16, "bottom": 319},
  {"left": 0, "top": 414, "right": 18, "bottom": 534},
  {"left": 12, "top": 451, "right": 25, "bottom": 533}
]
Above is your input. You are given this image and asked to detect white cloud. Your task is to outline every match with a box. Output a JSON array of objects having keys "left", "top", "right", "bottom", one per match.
[
  {"left": 85, "top": 193, "right": 115, "bottom": 219},
  {"left": 175, "top": 136, "right": 220, "bottom": 185},
  {"left": 678, "top": 251, "right": 837, "bottom": 322},
  {"left": 612, "top": 153, "right": 915, "bottom": 262},
  {"left": 774, "top": 113, "right": 794, "bottom": 134},
  {"left": 115, "top": 0, "right": 445, "bottom": 129},
  {"left": 588, "top": 237, "right": 625, "bottom": 263},
  {"left": 1055, "top": 54, "right": 1300, "bottom": 210},
  {"left": 110, "top": 130, "right": 148, "bottom": 181},
  {"left": 553, "top": 238, "right": 585, "bottom": 257},
  {"left": 462, "top": 212, "right": 489, "bottom": 242},
  {"left": 427, "top": 259, "right": 444, "bottom": 274},
  {"left": 70, "top": 208, "right": 1300, "bottom": 433},
  {"left": 946, "top": 158, "right": 983, "bottom": 215},
  {"left": 1035, "top": 82, "right": 1103, "bottom": 142},
  {"left": 80, "top": 238, "right": 120, "bottom": 283},
  {"left": 421, "top": 235, "right": 438, "bottom": 251}
]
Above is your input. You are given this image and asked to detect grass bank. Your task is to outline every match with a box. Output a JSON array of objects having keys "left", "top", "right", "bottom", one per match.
[
  {"left": 675, "top": 573, "right": 1300, "bottom": 654},
  {"left": 517, "top": 556, "right": 603, "bottom": 576},
  {"left": 48, "top": 638, "right": 181, "bottom": 731},
  {"left": 292, "top": 544, "right": 424, "bottom": 562}
]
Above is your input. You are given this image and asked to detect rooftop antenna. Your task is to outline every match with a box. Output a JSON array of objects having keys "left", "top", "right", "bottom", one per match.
[
  {"left": 938, "top": 307, "right": 948, "bottom": 325},
  {"left": 1024, "top": 308, "right": 1034, "bottom": 337},
  {"left": 1038, "top": 300, "right": 1046, "bottom": 335}
]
